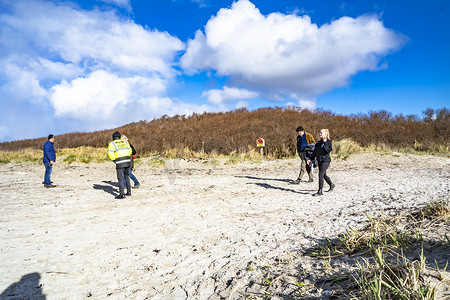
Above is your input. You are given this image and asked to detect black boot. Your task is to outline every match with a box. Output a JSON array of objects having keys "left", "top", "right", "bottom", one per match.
[
  {"left": 312, "top": 189, "right": 323, "bottom": 196},
  {"left": 115, "top": 194, "right": 126, "bottom": 199},
  {"left": 126, "top": 190, "right": 131, "bottom": 196},
  {"left": 327, "top": 183, "right": 335, "bottom": 192}
]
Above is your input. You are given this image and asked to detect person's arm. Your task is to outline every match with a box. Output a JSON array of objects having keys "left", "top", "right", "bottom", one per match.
[
  {"left": 130, "top": 143, "right": 136, "bottom": 156},
  {"left": 50, "top": 145, "right": 56, "bottom": 164},
  {"left": 108, "top": 142, "right": 116, "bottom": 161},
  {"left": 323, "top": 139, "right": 332, "bottom": 153},
  {"left": 308, "top": 133, "right": 315, "bottom": 144}
]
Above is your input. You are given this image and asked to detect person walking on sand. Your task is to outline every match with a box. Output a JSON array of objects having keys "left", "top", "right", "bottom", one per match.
[
  {"left": 308, "top": 129, "right": 335, "bottom": 196},
  {"left": 121, "top": 135, "right": 140, "bottom": 189},
  {"left": 108, "top": 131, "right": 133, "bottom": 199},
  {"left": 293, "top": 126, "right": 315, "bottom": 184},
  {"left": 43, "top": 134, "right": 56, "bottom": 188}
]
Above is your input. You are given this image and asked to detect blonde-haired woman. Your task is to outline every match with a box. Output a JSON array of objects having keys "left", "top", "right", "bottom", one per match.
[{"left": 309, "top": 129, "right": 335, "bottom": 196}]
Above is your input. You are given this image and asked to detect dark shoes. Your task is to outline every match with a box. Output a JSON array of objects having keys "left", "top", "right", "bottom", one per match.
[
  {"left": 133, "top": 184, "right": 140, "bottom": 189},
  {"left": 44, "top": 184, "right": 56, "bottom": 188},
  {"left": 126, "top": 192, "right": 131, "bottom": 196},
  {"left": 313, "top": 184, "right": 335, "bottom": 196},
  {"left": 115, "top": 194, "right": 126, "bottom": 199},
  {"left": 312, "top": 189, "right": 323, "bottom": 196},
  {"left": 328, "top": 183, "right": 335, "bottom": 192},
  {"left": 293, "top": 178, "right": 313, "bottom": 184}
]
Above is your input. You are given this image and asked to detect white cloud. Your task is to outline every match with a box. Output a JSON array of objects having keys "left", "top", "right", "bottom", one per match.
[
  {"left": 2, "top": 0, "right": 183, "bottom": 76},
  {"left": 181, "top": 0, "right": 405, "bottom": 97},
  {"left": 202, "top": 86, "right": 259, "bottom": 105},
  {"left": 100, "top": 0, "right": 131, "bottom": 10},
  {"left": 50, "top": 70, "right": 168, "bottom": 123},
  {"left": 0, "top": 0, "right": 187, "bottom": 140},
  {"left": 298, "top": 99, "right": 316, "bottom": 110},
  {"left": 49, "top": 70, "right": 213, "bottom": 129},
  {"left": 288, "top": 93, "right": 317, "bottom": 110},
  {"left": 0, "top": 58, "right": 47, "bottom": 103},
  {"left": 236, "top": 101, "right": 249, "bottom": 109}
]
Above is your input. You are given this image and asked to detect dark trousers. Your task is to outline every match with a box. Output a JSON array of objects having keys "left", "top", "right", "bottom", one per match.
[
  {"left": 298, "top": 152, "right": 313, "bottom": 180},
  {"left": 116, "top": 167, "right": 131, "bottom": 196},
  {"left": 318, "top": 161, "right": 332, "bottom": 191}
]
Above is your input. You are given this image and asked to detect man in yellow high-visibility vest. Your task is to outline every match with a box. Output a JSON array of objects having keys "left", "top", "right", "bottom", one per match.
[{"left": 108, "top": 131, "right": 133, "bottom": 199}]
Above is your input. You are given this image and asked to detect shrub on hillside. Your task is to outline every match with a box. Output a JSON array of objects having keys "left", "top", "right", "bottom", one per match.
[{"left": 0, "top": 107, "right": 448, "bottom": 157}]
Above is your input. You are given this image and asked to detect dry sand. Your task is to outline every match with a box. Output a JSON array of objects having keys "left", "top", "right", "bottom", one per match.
[{"left": 0, "top": 153, "right": 449, "bottom": 299}]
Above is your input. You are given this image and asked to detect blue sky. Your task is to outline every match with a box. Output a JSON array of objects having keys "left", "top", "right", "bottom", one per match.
[{"left": 0, "top": 0, "right": 448, "bottom": 142}]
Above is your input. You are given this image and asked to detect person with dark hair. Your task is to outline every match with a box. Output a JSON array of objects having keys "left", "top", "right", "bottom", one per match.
[
  {"left": 108, "top": 131, "right": 133, "bottom": 199},
  {"left": 43, "top": 134, "right": 56, "bottom": 188},
  {"left": 293, "top": 126, "right": 315, "bottom": 184},
  {"left": 309, "top": 129, "right": 335, "bottom": 196}
]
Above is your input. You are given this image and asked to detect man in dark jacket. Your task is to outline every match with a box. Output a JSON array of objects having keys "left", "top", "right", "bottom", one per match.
[
  {"left": 43, "top": 134, "right": 56, "bottom": 188},
  {"left": 293, "top": 126, "right": 315, "bottom": 184}
]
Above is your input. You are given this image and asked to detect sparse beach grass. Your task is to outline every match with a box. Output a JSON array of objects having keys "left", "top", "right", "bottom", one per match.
[
  {"left": 0, "top": 148, "right": 42, "bottom": 164},
  {"left": 246, "top": 199, "right": 449, "bottom": 299},
  {"left": 305, "top": 199, "right": 450, "bottom": 299},
  {"left": 0, "top": 141, "right": 448, "bottom": 166},
  {"left": 59, "top": 146, "right": 109, "bottom": 164},
  {"left": 0, "top": 146, "right": 108, "bottom": 164},
  {"left": 0, "top": 149, "right": 447, "bottom": 299}
]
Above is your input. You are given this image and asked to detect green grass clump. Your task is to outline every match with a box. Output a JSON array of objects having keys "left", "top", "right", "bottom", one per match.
[
  {"left": 410, "top": 199, "right": 450, "bottom": 222},
  {"left": 58, "top": 146, "right": 108, "bottom": 164},
  {"left": 0, "top": 148, "right": 42, "bottom": 164},
  {"left": 146, "top": 155, "right": 165, "bottom": 167},
  {"left": 353, "top": 247, "right": 435, "bottom": 299},
  {"left": 316, "top": 215, "right": 416, "bottom": 257},
  {"left": 308, "top": 199, "right": 450, "bottom": 299},
  {"left": 334, "top": 138, "right": 363, "bottom": 160}
]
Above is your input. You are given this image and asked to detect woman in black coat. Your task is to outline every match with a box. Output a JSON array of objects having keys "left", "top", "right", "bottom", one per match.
[{"left": 309, "top": 129, "right": 335, "bottom": 196}]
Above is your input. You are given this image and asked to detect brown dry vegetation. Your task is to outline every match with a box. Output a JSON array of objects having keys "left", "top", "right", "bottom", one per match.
[{"left": 0, "top": 107, "right": 448, "bottom": 157}]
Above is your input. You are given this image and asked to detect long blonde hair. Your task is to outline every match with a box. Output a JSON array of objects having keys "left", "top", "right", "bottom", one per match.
[{"left": 321, "top": 129, "right": 330, "bottom": 139}]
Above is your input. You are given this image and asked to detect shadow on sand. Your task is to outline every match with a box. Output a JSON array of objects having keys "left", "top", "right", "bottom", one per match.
[
  {"left": 1, "top": 272, "right": 46, "bottom": 299},
  {"left": 235, "top": 175, "right": 314, "bottom": 194},
  {"left": 235, "top": 175, "right": 294, "bottom": 184},
  {"left": 93, "top": 180, "right": 118, "bottom": 196},
  {"left": 249, "top": 182, "right": 313, "bottom": 194}
]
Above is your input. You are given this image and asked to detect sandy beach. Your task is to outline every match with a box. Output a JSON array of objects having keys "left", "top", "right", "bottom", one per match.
[{"left": 1, "top": 153, "right": 449, "bottom": 299}]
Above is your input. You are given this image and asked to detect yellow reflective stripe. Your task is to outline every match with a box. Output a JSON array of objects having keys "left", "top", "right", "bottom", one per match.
[
  {"left": 112, "top": 140, "right": 132, "bottom": 159},
  {"left": 108, "top": 140, "right": 132, "bottom": 161},
  {"left": 112, "top": 140, "right": 131, "bottom": 150}
]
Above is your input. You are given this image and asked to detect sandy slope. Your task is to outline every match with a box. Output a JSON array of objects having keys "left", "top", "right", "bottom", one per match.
[{"left": 0, "top": 153, "right": 449, "bottom": 299}]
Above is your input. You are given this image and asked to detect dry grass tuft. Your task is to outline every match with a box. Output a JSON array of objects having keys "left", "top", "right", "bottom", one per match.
[
  {"left": 334, "top": 138, "right": 363, "bottom": 159},
  {"left": 410, "top": 199, "right": 450, "bottom": 222},
  {"left": 303, "top": 199, "right": 450, "bottom": 299},
  {"left": 59, "top": 146, "right": 108, "bottom": 164},
  {"left": 0, "top": 148, "right": 42, "bottom": 164}
]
